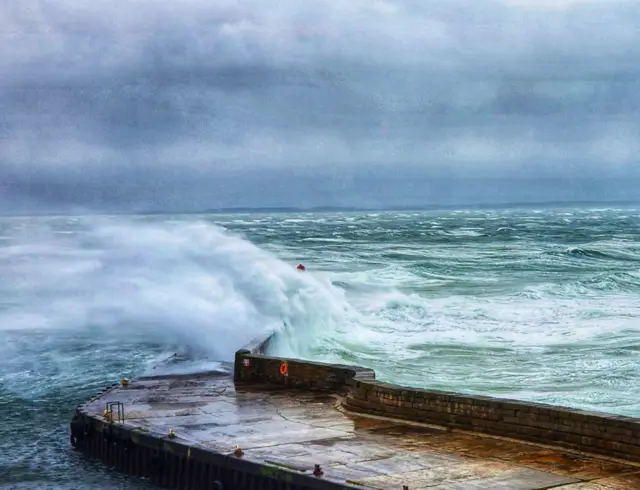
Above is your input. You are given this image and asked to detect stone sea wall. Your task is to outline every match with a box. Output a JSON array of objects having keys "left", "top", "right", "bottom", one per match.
[{"left": 235, "top": 334, "right": 640, "bottom": 463}]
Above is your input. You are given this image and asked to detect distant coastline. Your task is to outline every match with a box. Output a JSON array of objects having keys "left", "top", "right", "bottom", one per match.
[
  {"left": 2, "top": 200, "right": 640, "bottom": 218},
  {"left": 194, "top": 200, "right": 640, "bottom": 214}
]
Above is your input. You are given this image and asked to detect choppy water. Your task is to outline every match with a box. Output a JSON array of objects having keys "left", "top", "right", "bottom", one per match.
[{"left": 2, "top": 207, "right": 640, "bottom": 487}]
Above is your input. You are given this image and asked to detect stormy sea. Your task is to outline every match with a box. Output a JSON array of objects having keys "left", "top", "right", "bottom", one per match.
[{"left": 2, "top": 207, "right": 640, "bottom": 488}]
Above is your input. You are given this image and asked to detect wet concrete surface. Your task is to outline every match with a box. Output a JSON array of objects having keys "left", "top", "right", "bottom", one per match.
[{"left": 82, "top": 371, "right": 640, "bottom": 489}]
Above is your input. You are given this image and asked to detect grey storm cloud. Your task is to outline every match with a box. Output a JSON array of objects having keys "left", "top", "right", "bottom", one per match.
[{"left": 1, "top": 0, "right": 640, "bottom": 211}]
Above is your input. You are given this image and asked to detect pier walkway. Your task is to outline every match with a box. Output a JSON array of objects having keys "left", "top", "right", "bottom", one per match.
[{"left": 76, "top": 369, "right": 640, "bottom": 489}]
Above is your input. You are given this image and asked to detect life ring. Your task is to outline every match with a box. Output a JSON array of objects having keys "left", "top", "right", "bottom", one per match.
[{"left": 279, "top": 362, "right": 288, "bottom": 376}]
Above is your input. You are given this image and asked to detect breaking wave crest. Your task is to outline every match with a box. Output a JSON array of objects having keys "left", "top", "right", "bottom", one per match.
[
  {"left": 547, "top": 246, "right": 640, "bottom": 262},
  {"left": 0, "top": 216, "right": 349, "bottom": 361}
]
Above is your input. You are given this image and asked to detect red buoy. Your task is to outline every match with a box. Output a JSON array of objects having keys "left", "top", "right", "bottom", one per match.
[{"left": 296, "top": 264, "right": 306, "bottom": 271}]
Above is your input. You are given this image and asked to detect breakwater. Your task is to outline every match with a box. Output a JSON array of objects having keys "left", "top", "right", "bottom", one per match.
[{"left": 68, "top": 332, "right": 640, "bottom": 489}]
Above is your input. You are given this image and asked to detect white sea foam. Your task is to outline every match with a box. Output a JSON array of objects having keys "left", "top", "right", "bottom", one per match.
[
  {"left": 2, "top": 209, "right": 640, "bottom": 415},
  {"left": 0, "top": 216, "right": 349, "bottom": 361}
]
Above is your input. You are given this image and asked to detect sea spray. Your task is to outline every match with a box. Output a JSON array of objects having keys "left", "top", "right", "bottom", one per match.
[{"left": 0, "top": 216, "right": 350, "bottom": 361}]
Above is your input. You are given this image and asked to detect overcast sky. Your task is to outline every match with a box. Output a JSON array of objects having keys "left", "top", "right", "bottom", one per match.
[{"left": 1, "top": 0, "right": 639, "bottom": 212}]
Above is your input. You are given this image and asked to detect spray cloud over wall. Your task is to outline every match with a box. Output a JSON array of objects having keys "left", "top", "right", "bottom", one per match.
[{"left": 0, "top": 216, "right": 348, "bottom": 361}]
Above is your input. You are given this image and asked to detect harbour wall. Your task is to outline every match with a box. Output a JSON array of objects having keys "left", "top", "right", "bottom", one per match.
[
  {"left": 69, "top": 330, "right": 640, "bottom": 490},
  {"left": 70, "top": 332, "right": 360, "bottom": 490},
  {"left": 236, "top": 333, "right": 640, "bottom": 463}
]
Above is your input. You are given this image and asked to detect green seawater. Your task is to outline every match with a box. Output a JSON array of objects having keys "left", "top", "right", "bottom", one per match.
[{"left": 2, "top": 207, "right": 640, "bottom": 487}]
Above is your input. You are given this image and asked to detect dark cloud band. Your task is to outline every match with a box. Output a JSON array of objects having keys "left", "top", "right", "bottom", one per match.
[{"left": 1, "top": 0, "right": 639, "bottom": 212}]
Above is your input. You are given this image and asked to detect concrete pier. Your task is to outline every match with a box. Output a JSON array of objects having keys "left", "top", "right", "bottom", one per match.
[{"left": 69, "top": 335, "right": 640, "bottom": 489}]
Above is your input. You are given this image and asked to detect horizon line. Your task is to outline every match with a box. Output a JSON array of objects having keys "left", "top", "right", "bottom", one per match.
[{"left": 3, "top": 199, "right": 640, "bottom": 218}]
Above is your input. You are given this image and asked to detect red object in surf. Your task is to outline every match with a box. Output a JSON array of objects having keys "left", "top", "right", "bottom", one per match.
[{"left": 296, "top": 264, "right": 306, "bottom": 271}]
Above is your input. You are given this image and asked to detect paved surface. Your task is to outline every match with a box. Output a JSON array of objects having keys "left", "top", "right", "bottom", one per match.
[{"left": 83, "top": 370, "right": 640, "bottom": 489}]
